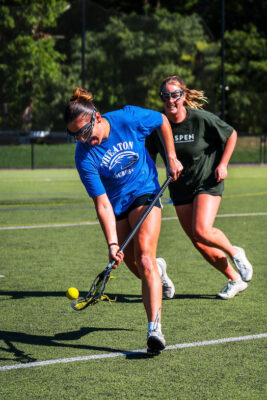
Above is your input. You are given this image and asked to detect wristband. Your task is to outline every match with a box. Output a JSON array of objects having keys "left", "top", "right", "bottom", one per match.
[{"left": 108, "top": 243, "right": 119, "bottom": 247}]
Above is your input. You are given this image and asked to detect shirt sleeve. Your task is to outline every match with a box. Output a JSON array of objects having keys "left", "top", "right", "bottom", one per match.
[
  {"left": 75, "top": 143, "right": 106, "bottom": 198},
  {"left": 123, "top": 106, "right": 163, "bottom": 137},
  {"left": 207, "top": 114, "right": 234, "bottom": 143}
]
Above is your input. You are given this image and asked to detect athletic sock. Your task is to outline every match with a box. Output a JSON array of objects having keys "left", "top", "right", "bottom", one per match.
[{"left": 148, "top": 322, "right": 162, "bottom": 333}]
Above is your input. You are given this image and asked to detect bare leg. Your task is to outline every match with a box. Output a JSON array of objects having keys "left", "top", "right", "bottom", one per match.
[
  {"left": 116, "top": 218, "right": 141, "bottom": 279},
  {"left": 175, "top": 194, "right": 240, "bottom": 280},
  {"left": 116, "top": 206, "right": 162, "bottom": 322}
]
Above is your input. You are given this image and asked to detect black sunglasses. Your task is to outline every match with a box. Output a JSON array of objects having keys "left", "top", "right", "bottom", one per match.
[
  {"left": 67, "top": 107, "right": 96, "bottom": 140},
  {"left": 159, "top": 89, "right": 184, "bottom": 102}
]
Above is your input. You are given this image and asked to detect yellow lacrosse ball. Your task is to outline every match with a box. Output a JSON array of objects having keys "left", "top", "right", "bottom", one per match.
[{"left": 66, "top": 287, "right": 79, "bottom": 300}]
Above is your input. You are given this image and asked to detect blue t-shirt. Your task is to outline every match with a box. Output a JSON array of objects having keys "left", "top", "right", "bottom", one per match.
[{"left": 75, "top": 105, "right": 163, "bottom": 215}]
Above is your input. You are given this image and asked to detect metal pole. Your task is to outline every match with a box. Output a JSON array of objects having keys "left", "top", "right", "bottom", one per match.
[
  {"left": 262, "top": 134, "right": 267, "bottom": 164},
  {"left": 31, "top": 142, "right": 34, "bottom": 170},
  {"left": 81, "top": 0, "right": 86, "bottom": 88},
  {"left": 221, "top": 0, "right": 225, "bottom": 120},
  {"left": 265, "top": 134, "right": 267, "bottom": 164},
  {"left": 260, "top": 135, "right": 263, "bottom": 163}
]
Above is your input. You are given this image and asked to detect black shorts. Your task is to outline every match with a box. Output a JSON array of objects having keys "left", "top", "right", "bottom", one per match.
[
  {"left": 170, "top": 179, "right": 224, "bottom": 206},
  {"left": 116, "top": 193, "right": 161, "bottom": 221}
]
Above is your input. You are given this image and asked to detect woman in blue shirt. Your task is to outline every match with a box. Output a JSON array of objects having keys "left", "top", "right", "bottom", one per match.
[{"left": 64, "top": 87, "right": 183, "bottom": 353}]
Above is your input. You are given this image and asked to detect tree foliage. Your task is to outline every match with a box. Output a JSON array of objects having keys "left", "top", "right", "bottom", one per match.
[
  {"left": 67, "top": 8, "right": 214, "bottom": 113},
  {"left": 224, "top": 24, "right": 267, "bottom": 132},
  {"left": 0, "top": 0, "right": 266, "bottom": 132},
  {"left": 0, "top": 0, "right": 68, "bottom": 129},
  {"left": 94, "top": 0, "right": 266, "bottom": 39}
]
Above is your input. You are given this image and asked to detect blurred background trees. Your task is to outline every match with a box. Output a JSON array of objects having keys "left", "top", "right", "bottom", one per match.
[
  {"left": 0, "top": 0, "right": 266, "bottom": 132},
  {"left": 0, "top": 0, "right": 68, "bottom": 130}
]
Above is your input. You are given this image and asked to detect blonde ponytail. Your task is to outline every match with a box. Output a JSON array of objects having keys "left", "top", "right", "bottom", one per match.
[{"left": 183, "top": 88, "right": 208, "bottom": 109}]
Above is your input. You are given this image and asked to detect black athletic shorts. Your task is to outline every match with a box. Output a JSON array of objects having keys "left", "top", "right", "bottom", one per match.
[
  {"left": 170, "top": 178, "right": 224, "bottom": 206},
  {"left": 115, "top": 193, "right": 161, "bottom": 221}
]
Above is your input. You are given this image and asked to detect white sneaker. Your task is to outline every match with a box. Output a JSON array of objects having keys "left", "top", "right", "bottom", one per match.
[
  {"left": 156, "top": 258, "right": 175, "bottom": 299},
  {"left": 217, "top": 279, "right": 248, "bottom": 299},
  {"left": 147, "top": 329, "right": 166, "bottom": 354},
  {"left": 232, "top": 246, "right": 253, "bottom": 282}
]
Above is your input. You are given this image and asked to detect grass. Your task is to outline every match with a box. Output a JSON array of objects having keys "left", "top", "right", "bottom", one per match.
[{"left": 0, "top": 167, "right": 266, "bottom": 399}]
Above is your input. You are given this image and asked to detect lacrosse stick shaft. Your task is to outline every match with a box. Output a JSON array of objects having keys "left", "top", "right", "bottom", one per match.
[
  {"left": 106, "top": 176, "right": 172, "bottom": 272},
  {"left": 72, "top": 176, "right": 172, "bottom": 309},
  {"left": 119, "top": 175, "right": 172, "bottom": 252}
]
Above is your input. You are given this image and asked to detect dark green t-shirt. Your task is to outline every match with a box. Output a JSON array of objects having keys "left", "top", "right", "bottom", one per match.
[{"left": 146, "top": 107, "right": 234, "bottom": 199}]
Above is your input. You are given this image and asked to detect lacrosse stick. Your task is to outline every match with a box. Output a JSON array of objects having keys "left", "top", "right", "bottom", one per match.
[{"left": 71, "top": 175, "right": 173, "bottom": 311}]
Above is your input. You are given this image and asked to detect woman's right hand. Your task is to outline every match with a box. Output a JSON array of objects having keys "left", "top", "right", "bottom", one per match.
[{"left": 108, "top": 244, "right": 124, "bottom": 268}]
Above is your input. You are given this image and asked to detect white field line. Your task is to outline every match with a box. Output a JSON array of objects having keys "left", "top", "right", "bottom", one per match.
[
  {"left": 0, "top": 333, "right": 266, "bottom": 371},
  {"left": 0, "top": 221, "right": 99, "bottom": 230},
  {"left": 0, "top": 212, "right": 267, "bottom": 231}
]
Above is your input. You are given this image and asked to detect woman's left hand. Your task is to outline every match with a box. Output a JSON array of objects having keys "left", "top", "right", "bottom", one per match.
[
  {"left": 169, "top": 158, "right": 184, "bottom": 181},
  {"left": 215, "top": 163, "right": 228, "bottom": 182}
]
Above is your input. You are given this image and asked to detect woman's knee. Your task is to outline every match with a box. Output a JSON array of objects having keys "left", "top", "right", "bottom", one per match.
[{"left": 137, "top": 254, "right": 155, "bottom": 276}]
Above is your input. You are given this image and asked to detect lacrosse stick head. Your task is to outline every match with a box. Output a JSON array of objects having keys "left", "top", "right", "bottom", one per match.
[{"left": 71, "top": 264, "right": 116, "bottom": 311}]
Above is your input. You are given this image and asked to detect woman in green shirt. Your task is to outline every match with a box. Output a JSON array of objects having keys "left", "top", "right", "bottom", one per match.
[{"left": 146, "top": 75, "right": 253, "bottom": 299}]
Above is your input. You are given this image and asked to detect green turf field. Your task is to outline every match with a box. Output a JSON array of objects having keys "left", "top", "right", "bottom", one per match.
[{"left": 0, "top": 167, "right": 266, "bottom": 399}]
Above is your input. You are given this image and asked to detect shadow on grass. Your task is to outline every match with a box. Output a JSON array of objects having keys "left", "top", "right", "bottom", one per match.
[
  {"left": 0, "top": 290, "right": 143, "bottom": 303},
  {"left": 173, "top": 294, "right": 217, "bottom": 300},
  {"left": 0, "top": 326, "right": 132, "bottom": 364},
  {"left": 125, "top": 351, "right": 161, "bottom": 360},
  {"left": 0, "top": 290, "right": 68, "bottom": 299},
  {"left": 0, "top": 291, "right": 216, "bottom": 301}
]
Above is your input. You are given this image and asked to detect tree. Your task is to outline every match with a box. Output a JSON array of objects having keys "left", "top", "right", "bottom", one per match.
[
  {"left": 64, "top": 2, "right": 267, "bottom": 132},
  {"left": 66, "top": 8, "right": 214, "bottom": 114},
  {"left": 92, "top": 0, "right": 266, "bottom": 39},
  {"left": 1, "top": 1, "right": 265, "bottom": 132},
  {"left": 0, "top": 0, "right": 68, "bottom": 130},
  {"left": 224, "top": 24, "right": 267, "bottom": 132}
]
